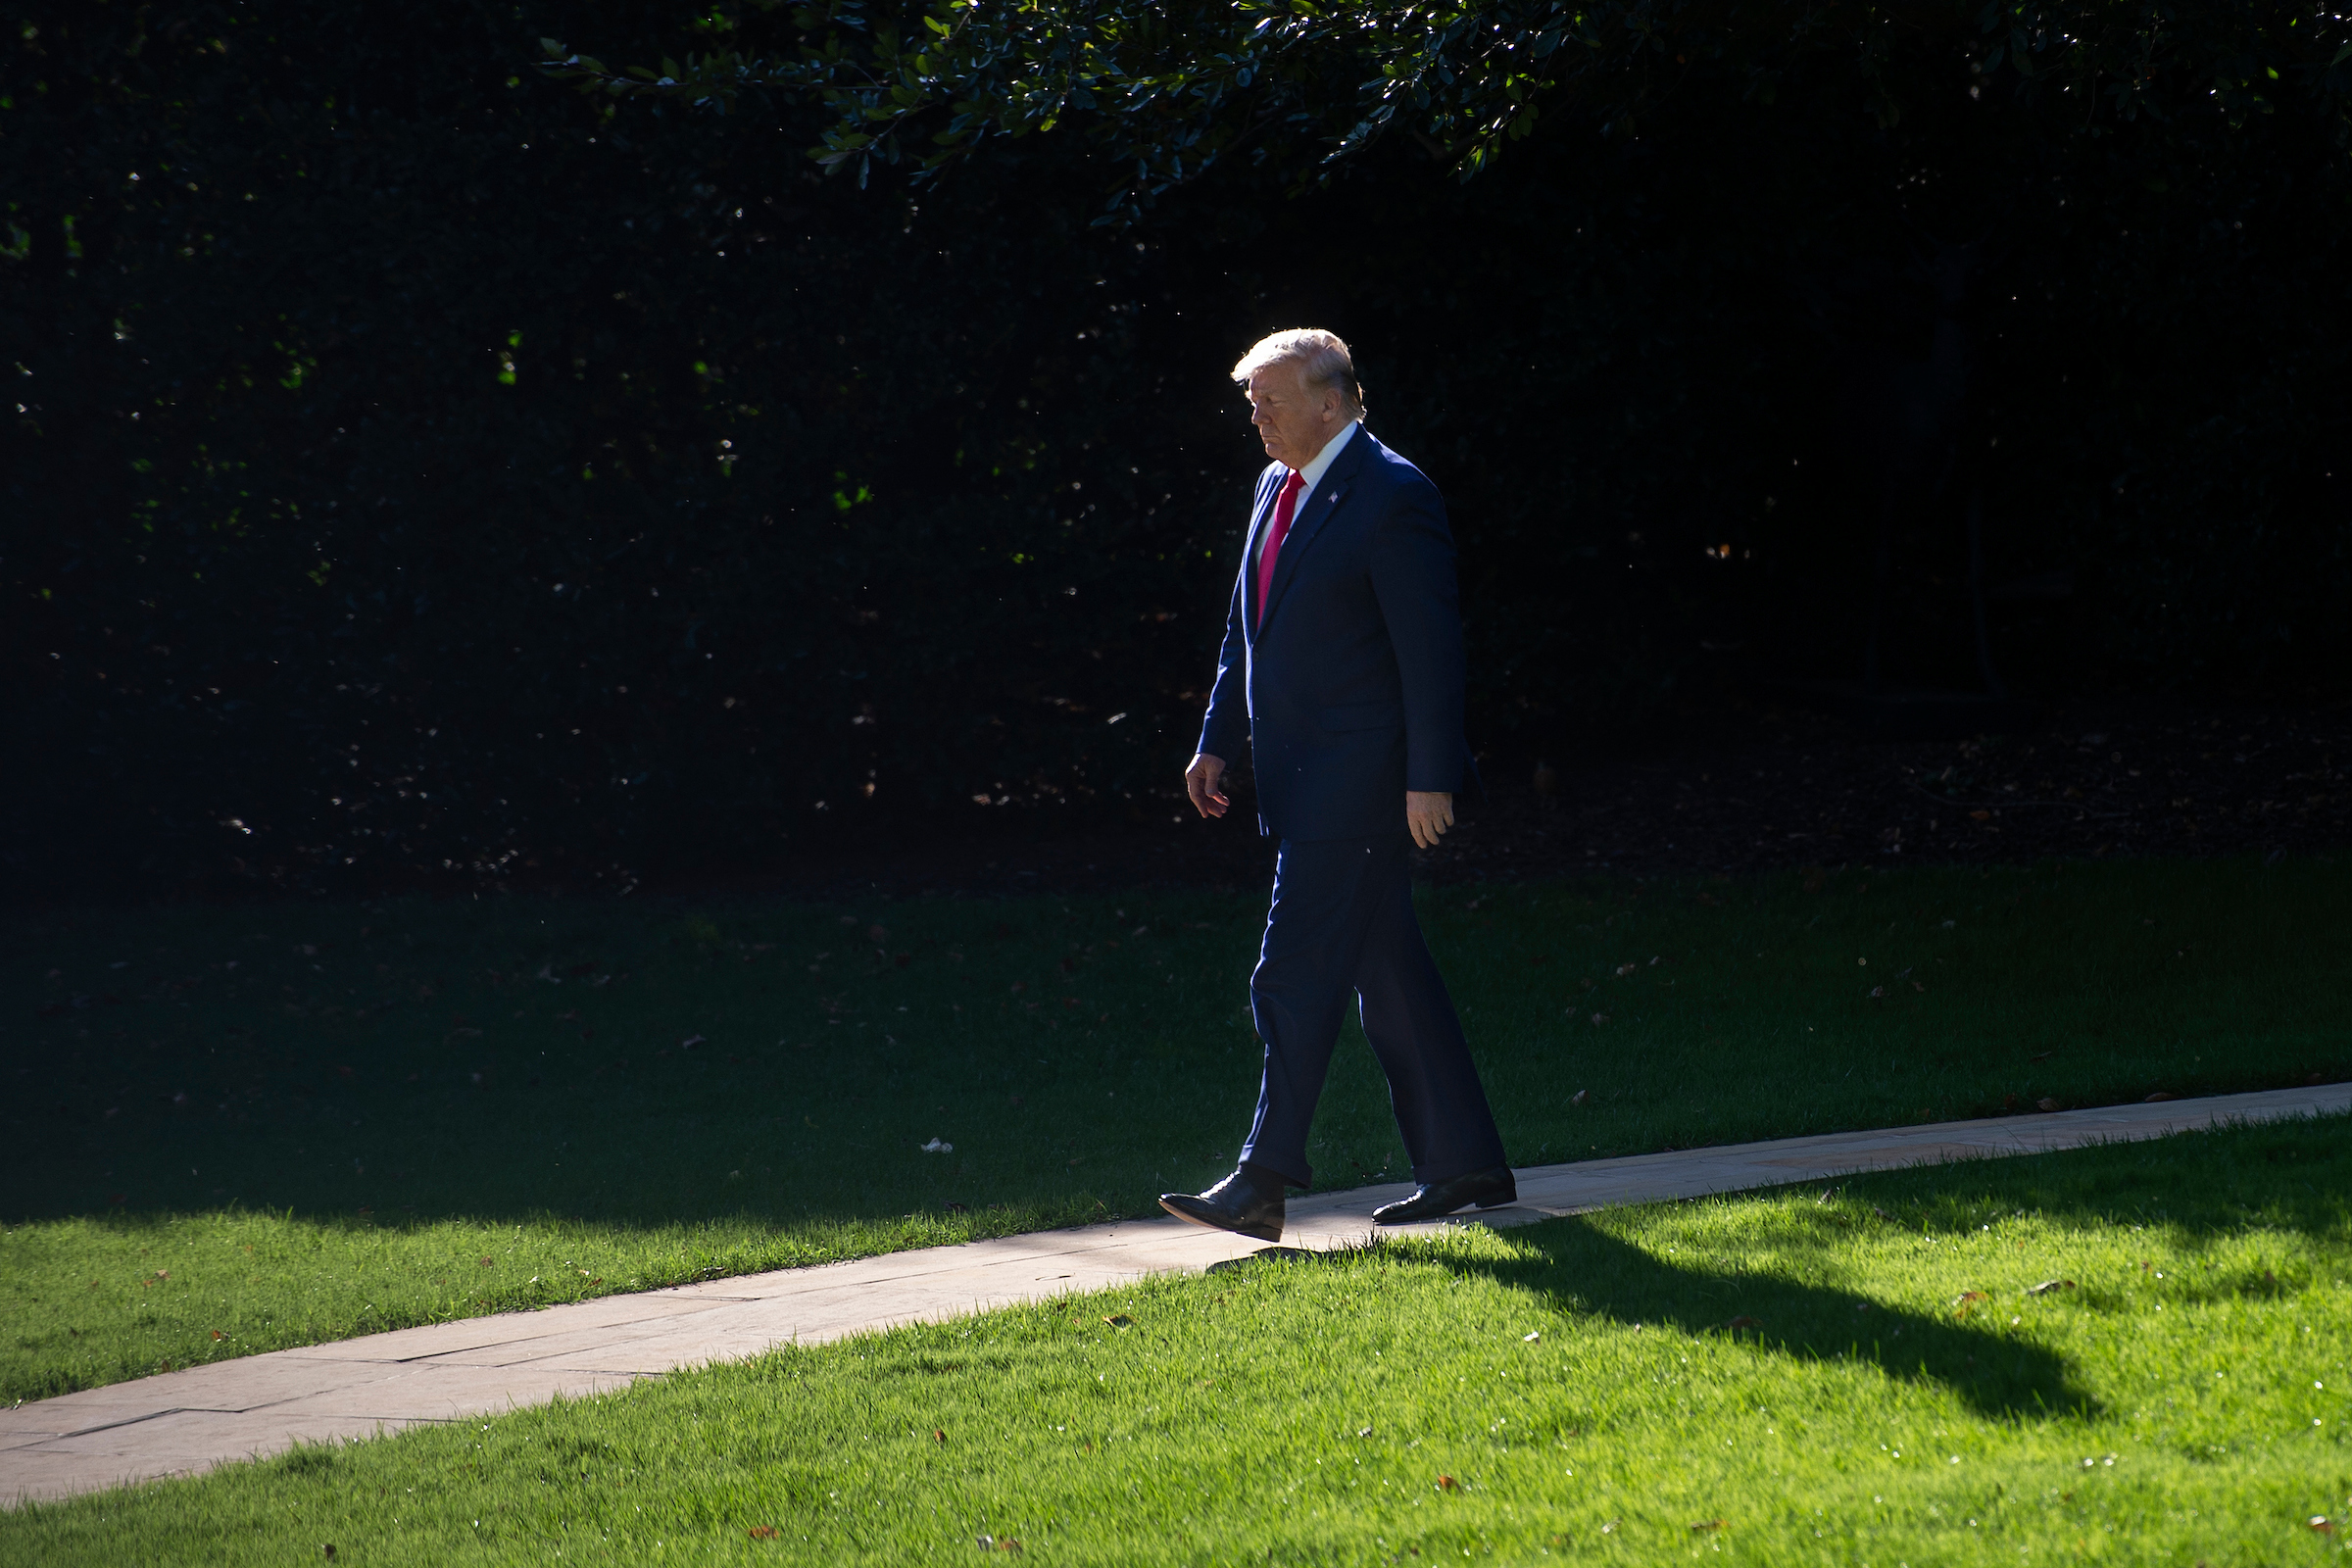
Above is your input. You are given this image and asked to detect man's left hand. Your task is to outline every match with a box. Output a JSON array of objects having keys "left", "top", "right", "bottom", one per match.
[{"left": 1406, "top": 790, "right": 1454, "bottom": 850}]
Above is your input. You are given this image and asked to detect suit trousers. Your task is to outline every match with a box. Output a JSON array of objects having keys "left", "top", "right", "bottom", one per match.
[{"left": 1238, "top": 833, "right": 1507, "bottom": 1190}]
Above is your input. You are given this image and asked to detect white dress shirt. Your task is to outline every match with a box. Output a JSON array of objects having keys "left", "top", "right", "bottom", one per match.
[{"left": 1253, "top": 417, "right": 1360, "bottom": 572}]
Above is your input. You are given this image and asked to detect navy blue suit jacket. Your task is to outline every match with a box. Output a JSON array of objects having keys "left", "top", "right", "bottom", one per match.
[{"left": 1197, "top": 426, "right": 1469, "bottom": 841}]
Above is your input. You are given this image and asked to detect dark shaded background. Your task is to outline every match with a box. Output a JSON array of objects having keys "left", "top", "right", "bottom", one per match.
[{"left": 6, "top": 0, "right": 2348, "bottom": 901}]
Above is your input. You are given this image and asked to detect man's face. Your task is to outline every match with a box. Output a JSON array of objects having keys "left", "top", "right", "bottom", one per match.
[{"left": 1246, "top": 362, "right": 1344, "bottom": 471}]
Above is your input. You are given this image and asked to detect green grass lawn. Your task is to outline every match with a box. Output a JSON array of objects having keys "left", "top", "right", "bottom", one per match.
[
  {"left": 4, "top": 857, "right": 2346, "bottom": 1406},
  {"left": 8, "top": 1108, "right": 2350, "bottom": 1563}
]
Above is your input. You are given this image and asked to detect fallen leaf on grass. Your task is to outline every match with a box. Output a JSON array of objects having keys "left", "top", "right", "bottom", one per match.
[
  {"left": 212, "top": 1329, "right": 225, "bottom": 1340},
  {"left": 1436, "top": 1475, "right": 1459, "bottom": 1493},
  {"left": 933, "top": 1429, "right": 947, "bottom": 1446},
  {"left": 749, "top": 1526, "right": 778, "bottom": 1540},
  {"left": 1102, "top": 1314, "right": 1134, "bottom": 1330},
  {"left": 1690, "top": 1519, "right": 1726, "bottom": 1533},
  {"left": 2026, "top": 1279, "right": 2078, "bottom": 1296},
  {"left": 2037, "top": 1098, "right": 2061, "bottom": 1112},
  {"left": 1953, "top": 1291, "right": 1989, "bottom": 1316}
]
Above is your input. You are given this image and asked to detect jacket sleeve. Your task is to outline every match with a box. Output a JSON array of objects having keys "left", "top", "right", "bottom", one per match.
[
  {"left": 1197, "top": 564, "right": 1250, "bottom": 761},
  {"left": 1367, "top": 470, "right": 1468, "bottom": 794}
]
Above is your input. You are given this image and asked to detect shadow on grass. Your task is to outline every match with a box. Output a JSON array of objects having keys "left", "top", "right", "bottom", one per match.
[
  {"left": 1229, "top": 1217, "right": 2095, "bottom": 1420},
  {"left": 1463, "top": 1216, "right": 2100, "bottom": 1420},
  {"left": 1314, "top": 1109, "right": 2351, "bottom": 1424}
]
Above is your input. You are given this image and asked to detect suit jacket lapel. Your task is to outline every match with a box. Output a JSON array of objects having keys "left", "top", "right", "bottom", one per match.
[
  {"left": 1260, "top": 427, "right": 1372, "bottom": 631},
  {"left": 1240, "top": 465, "right": 1284, "bottom": 640}
]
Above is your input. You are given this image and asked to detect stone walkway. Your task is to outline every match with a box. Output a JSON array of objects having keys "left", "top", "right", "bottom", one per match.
[{"left": 6, "top": 1083, "right": 2344, "bottom": 1506}]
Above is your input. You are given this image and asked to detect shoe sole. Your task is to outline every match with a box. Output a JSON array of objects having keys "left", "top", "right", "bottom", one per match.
[
  {"left": 1373, "top": 1188, "right": 1519, "bottom": 1225},
  {"left": 1158, "top": 1196, "right": 1282, "bottom": 1243}
]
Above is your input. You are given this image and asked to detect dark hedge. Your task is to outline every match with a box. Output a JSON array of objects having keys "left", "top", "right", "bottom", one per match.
[{"left": 5, "top": 0, "right": 2347, "bottom": 897}]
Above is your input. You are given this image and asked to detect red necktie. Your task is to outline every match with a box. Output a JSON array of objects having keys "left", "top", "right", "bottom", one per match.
[{"left": 1255, "top": 469, "right": 1305, "bottom": 627}]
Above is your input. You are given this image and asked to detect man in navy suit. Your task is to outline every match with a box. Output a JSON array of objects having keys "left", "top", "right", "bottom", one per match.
[{"left": 1159, "top": 329, "right": 1515, "bottom": 1243}]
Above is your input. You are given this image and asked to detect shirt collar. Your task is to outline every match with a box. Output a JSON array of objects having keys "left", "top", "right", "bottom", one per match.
[{"left": 1289, "top": 417, "right": 1359, "bottom": 498}]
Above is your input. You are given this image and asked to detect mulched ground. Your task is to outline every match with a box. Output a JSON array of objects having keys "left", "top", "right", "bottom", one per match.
[{"left": 721, "top": 694, "right": 2352, "bottom": 903}]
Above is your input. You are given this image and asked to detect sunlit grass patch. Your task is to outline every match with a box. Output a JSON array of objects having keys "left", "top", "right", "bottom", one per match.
[
  {"left": 7, "top": 1111, "right": 2350, "bottom": 1563},
  {"left": 0, "top": 1199, "right": 1104, "bottom": 1401}
]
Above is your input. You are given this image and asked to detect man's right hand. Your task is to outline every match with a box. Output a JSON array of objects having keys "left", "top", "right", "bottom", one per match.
[{"left": 1186, "top": 753, "right": 1230, "bottom": 818}]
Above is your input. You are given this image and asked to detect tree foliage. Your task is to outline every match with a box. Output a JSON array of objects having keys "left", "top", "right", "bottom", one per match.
[
  {"left": 4, "top": 0, "right": 2349, "bottom": 901},
  {"left": 547, "top": 0, "right": 2352, "bottom": 220},
  {"left": 3, "top": 0, "right": 1244, "bottom": 898}
]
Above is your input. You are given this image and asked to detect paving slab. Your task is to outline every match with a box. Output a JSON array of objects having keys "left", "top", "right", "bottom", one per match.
[
  {"left": 257, "top": 1364, "right": 641, "bottom": 1422},
  {"left": 272, "top": 1290, "right": 733, "bottom": 1365},
  {"left": 26, "top": 1411, "right": 433, "bottom": 1468},
  {"left": 5, "top": 1082, "right": 2343, "bottom": 1506}
]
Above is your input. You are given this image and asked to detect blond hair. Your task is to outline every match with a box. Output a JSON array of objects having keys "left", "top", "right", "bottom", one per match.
[{"left": 1230, "top": 328, "right": 1365, "bottom": 416}]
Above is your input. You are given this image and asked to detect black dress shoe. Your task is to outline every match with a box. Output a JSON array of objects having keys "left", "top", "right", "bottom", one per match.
[
  {"left": 1159, "top": 1166, "right": 1285, "bottom": 1243},
  {"left": 1371, "top": 1165, "right": 1518, "bottom": 1225}
]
